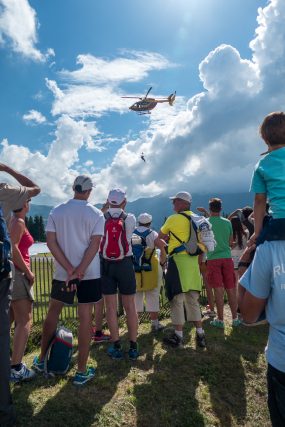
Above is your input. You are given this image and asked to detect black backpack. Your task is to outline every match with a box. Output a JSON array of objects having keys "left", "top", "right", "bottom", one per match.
[{"left": 0, "top": 206, "right": 11, "bottom": 280}]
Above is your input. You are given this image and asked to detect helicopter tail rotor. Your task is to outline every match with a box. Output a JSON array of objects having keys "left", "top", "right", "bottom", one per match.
[{"left": 168, "top": 91, "right": 176, "bottom": 106}]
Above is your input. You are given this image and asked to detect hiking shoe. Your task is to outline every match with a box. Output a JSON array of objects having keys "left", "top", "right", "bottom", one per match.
[
  {"left": 32, "top": 356, "right": 44, "bottom": 373},
  {"left": 73, "top": 366, "right": 95, "bottom": 386},
  {"left": 163, "top": 332, "right": 184, "bottom": 349},
  {"left": 210, "top": 319, "right": 225, "bottom": 328},
  {"left": 196, "top": 333, "right": 206, "bottom": 348},
  {"left": 232, "top": 318, "right": 242, "bottom": 327},
  {"left": 128, "top": 346, "right": 139, "bottom": 361},
  {"left": 10, "top": 363, "right": 36, "bottom": 383},
  {"left": 107, "top": 344, "right": 123, "bottom": 360},
  {"left": 151, "top": 322, "right": 165, "bottom": 332},
  {"left": 92, "top": 330, "right": 111, "bottom": 343}
]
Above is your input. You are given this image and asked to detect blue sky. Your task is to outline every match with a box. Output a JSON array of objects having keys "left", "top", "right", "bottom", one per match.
[{"left": 2, "top": 0, "right": 284, "bottom": 205}]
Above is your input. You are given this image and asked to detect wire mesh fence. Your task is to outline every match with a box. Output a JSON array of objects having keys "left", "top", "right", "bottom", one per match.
[{"left": 30, "top": 256, "right": 207, "bottom": 324}]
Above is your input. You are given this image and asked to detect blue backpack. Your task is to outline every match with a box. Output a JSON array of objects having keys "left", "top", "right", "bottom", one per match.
[
  {"left": 44, "top": 326, "right": 73, "bottom": 376},
  {"left": 131, "top": 229, "right": 155, "bottom": 273},
  {"left": 0, "top": 206, "right": 11, "bottom": 281}
]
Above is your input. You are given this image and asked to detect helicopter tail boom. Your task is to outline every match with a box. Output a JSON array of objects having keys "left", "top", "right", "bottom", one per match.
[{"left": 168, "top": 91, "right": 176, "bottom": 106}]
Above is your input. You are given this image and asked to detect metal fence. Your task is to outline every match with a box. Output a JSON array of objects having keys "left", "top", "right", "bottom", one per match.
[{"left": 30, "top": 256, "right": 207, "bottom": 324}]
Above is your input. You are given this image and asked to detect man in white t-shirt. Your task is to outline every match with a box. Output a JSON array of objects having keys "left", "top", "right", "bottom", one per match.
[
  {"left": 33, "top": 175, "right": 104, "bottom": 386},
  {"left": 100, "top": 188, "right": 138, "bottom": 360}
]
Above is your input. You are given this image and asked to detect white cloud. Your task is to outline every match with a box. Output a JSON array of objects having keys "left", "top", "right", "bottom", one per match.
[
  {"left": 59, "top": 51, "right": 174, "bottom": 84},
  {"left": 0, "top": 0, "right": 54, "bottom": 61},
  {"left": 0, "top": 116, "right": 101, "bottom": 204},
  {"left": 46, "top": 51, "right": 175, "bottom": 118},
  {"left": 2, "top": 0, "right": 285, "bottom": 205},
  {"left": 23, "top": 109, "right": 46, "bottom": 125}
]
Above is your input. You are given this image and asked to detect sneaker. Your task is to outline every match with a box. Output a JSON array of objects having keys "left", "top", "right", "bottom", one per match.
[
  {"left": 32, "top": 356, "right": 44, "bottom": 373},
  {"left": 196, "top": 333, "right": 206, "bottom": 348},
  {"left": 92, "top": 330, "right": 111, "bottom": 343},
  {"left": 210, "top": 319, "right": 225, "bottom": 328},
  {"left": 232, "top": 318, "right": 242, "bottom": 327},
  {"left": 202, "top": 308, "right": 216, "bottom": 318},
  {"left": 10, "top": 363, "right": 36, "bottom": 383},
  {"left": 107, "top": 344, "right": 123, "bottom": 360},
  {"left": 73, "top": 366, "right": 95, "bottom": 386},
  {"left": 151, "top": 322, "right": 165, "bottom": 332},
  {"left": 163, "top": 332, "right": 184, "bottom": 349},
  {"left": 128, "top": 346, "right": 139, "bottom": 360}
]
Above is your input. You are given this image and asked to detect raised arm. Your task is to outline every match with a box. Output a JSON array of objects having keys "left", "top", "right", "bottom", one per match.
[
  {"left": 196, "top": 207, "right": 210, "bottom": 218},
  {"left": 0, "top": 163, "right": 40, "bottom": 197}
]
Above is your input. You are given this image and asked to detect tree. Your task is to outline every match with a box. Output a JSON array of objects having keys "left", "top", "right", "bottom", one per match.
[{"left": 26, "top": 215, "right": 46, "bottom": 242}]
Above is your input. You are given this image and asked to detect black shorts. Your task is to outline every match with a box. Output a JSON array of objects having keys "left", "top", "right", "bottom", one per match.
[
  {"left": 50, "top": 278, "right": 102, "bottom": 305},
  {"left": 101, "top": 256, "right": 136, "bottom": 296}
]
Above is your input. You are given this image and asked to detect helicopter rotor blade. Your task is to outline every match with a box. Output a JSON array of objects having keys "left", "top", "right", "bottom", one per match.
[
  {"left": 143, "top": 87, "right": 152, "bottom": 99},
  {"left": 121, "top": 96, "right": 142, "bottom": 99}
]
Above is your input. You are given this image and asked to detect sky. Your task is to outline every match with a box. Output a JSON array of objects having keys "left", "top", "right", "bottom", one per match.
[{"left": 1, "top": 0, "right": 284, "bottom": 206}]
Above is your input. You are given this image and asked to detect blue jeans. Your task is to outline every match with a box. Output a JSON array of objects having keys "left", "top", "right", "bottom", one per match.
[
  {"left": 0, "top": 278, "right": 16, "bottom": 426},
  {"left": 267, "top": 363, "right": 285, "bottom": 427}
]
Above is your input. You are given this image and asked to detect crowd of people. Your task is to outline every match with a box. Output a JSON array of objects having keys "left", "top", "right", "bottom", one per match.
[{"left": 1, "top": 111, "right": 285, "bottom": 426}]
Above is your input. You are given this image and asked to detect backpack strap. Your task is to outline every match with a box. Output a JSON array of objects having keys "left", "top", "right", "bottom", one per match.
[
  {"left": 43, "top": 334, "right": 57, "bottom": 377},
  {"left": 169, "top": 213, "right": 196, "bottom": 256}
]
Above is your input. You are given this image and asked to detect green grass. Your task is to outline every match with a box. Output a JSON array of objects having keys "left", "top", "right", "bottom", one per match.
[{"left": 12, "top": 307, "right": 271, "bottom": 427}]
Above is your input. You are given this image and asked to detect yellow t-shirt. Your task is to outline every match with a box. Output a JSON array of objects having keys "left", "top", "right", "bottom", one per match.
[{"left": 160, "top": 210, "right": 193, "bottom": 255}]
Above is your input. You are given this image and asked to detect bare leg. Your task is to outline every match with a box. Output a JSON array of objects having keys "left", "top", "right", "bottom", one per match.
[
  {"left": 104, "top": 294, "right": 119, "bottom": 342},
  {"left": 39, "top": 299, "right": 63, "bottom": 360},
  {"left": 94, "top": 299, "right": 104, "bottom": 331},
  {"left": 11, "top": 299, "right": 32, "bottom": 365},
  {"left": 149, "top": 312, "right": 159, "bottom": 321},
  {"left": 77, "top": 303, "right": 93, "bottom": 372},
  {"left": 202, "top": 271, "right": 215, "bottom": 312},
  {"left": 213, "top": 288, "right": 225, "bottom": 321},
  {"left": 122, "top": 294, "right": 138, "bottom": 342},
  {"left": 226, "top": 288, "right": 238, "bottom": 320}
]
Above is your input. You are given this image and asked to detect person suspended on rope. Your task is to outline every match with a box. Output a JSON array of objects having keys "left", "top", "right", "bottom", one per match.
[{"left": 141, "top": 152, "right": 146, "bottom": 162}]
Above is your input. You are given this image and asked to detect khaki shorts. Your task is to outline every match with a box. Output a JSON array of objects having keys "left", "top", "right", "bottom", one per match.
[
  {"left": 170, "top": 291, "right": 201, "bottom": 325},
  {"left": 135, "top": 285, "right": 161, "bottom": 313},
  {"left": 11, "top": 269, "right": 34, "bottom": 302}
]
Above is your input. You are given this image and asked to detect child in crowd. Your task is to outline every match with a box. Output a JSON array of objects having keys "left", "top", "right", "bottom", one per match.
[
  {"left": 250, "top": 111, "right": 285, "bottom": 244},
  {"left": 133, "top": 213, "right": 167, "bottom": 332}
]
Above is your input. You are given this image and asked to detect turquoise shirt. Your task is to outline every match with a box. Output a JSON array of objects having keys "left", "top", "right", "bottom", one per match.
[
  {"left": 240, "top": 241, "right": 285, "bottom": 373},
  {"left": 250, "top": 147, "right": 285, "bottom": 218}
]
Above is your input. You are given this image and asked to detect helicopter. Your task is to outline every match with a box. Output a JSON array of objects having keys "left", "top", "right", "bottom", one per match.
[{"left": 122, "top": 87, "right": 176, "bottom": 115}]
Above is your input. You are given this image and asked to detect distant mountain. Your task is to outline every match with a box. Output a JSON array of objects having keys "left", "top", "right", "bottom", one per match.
[
  {"left": 30, "top": 192, "right": 254, "bottom": 232},
  {"left": 29, "top": 204, "right": 53, "bottom": 219}
]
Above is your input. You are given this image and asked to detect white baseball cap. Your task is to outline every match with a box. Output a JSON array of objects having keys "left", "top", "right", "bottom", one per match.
[
  {"left": 107, "top": 188, "right": 126, "bottom": 205},
  {"left": 73, "top": 175, "right": 94, "bottom": 192},
  {"left": 169, "top": 191, "right": 192, "bottom": 203},
  {"left": 138, "top": 212, "right": 152, "bottom": 224}
]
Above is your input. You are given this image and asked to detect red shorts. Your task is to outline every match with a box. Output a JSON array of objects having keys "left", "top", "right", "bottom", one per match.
[{"left": 206, "top": 258, "right": 235, "bottom": 289}]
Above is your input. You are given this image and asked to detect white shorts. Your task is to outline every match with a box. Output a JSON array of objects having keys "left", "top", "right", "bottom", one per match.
[{"left": 135, "top": 285, "right": 160, "bottom": 313}]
